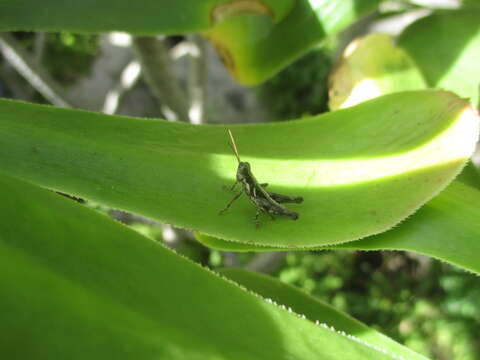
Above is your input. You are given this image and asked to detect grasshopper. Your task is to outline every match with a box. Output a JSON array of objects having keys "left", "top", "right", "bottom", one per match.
[{"left": 219, "top": 129, "right": 303, "bottom": 226}]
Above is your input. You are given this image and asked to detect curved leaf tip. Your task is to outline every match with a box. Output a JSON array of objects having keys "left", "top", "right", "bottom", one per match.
[{"left": 329, "top": 33, "right": 427, "bottom": 110}]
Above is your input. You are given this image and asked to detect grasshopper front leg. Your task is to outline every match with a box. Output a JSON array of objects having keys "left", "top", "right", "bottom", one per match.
[
  {"left": 219, "top": 191, "right": 243, "bottom": 215},
  {"left": 229, "top": 181, "right": 239, "bottom": 191},
  {"left": 223, "top": 181, "right": 239, "bottom": 192}
]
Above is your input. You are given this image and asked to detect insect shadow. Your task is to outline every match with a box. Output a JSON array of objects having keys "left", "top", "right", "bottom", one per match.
[{"left": 219, "top": 129, "right": 303, "bottom": 227}]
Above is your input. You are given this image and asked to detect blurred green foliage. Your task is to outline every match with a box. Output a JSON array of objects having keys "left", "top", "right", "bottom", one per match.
[
  {"left": 42, "top": 32, "right": 98, "bottom": 85},
  {"left": 275, "top": 250, "right": 480, "bottom": 360},
  {"left": 256, "top": 47, "right": 331, "bottom": 120},
  {"left": 13, "top": 32, "right": 98, "bottom": 85}
]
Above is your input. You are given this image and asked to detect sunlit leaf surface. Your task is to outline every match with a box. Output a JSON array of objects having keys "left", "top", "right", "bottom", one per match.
[{"left": 0, "top": 90, "right": 477, "bottom": 247}]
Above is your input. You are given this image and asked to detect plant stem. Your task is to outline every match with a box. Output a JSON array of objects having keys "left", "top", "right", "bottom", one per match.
[
  {"left": 245, "top": 252, "right": 287, "bottom": 274},
  {"left": 0, "top": 32, "right": 72, "bottom": 108},
  {"left": 132, "top": 36, "right": 190, "bottom": 122},
  {"left": 33, "top": 32, "right": 46, "bottom": 65},
  {"left": 187, "top": 34, "right": 208, "bottom": 124},
  {"left": 102, "top": 60, "right": 142, "bottom": 114}
]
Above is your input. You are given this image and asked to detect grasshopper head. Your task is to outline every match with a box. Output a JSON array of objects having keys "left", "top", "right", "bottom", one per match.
[{"left": 236, "top": 161, "right": 251, "bottom": 182}]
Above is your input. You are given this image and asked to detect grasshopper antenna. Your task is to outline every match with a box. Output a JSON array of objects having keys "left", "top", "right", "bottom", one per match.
[{"left": 227, "top": 129, "right": 241, "bottom": 163}]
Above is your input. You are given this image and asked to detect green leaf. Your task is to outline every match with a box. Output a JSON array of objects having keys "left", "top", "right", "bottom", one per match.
[
  {"left": 0, "top": 171, "right": 406, "bottom": 359},
  {"left": 456, "top": 160, "right": 480, "bottom": 189},
  {"left": 0, "top": 0, "right": 294, "bottom": 34},
  {"left": 330, "top": 181, "right": 480, "bottom": 275},
  {"left": 207, "top": 0, "right": 381, "bottom": 84},
  {"left": 197, "top": 232, "right": 282, "bottom": 251},
  {"left": 399, "top": 9, "right": 480, "bottom": 106},
  {"left": 200, "top": 181, "right": 480, "bottom": 275},
  {"left": 0, "top": 90, "right": 477, "bottom": 248},
  {"left": 329, "top": 33, "right": 427, "bottom": 110},
  {"left": 220, "top": 268, "right": 429, "bottom": 360}
]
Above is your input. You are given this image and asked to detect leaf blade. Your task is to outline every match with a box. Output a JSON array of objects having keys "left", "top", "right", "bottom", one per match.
[
  {"left": 0, "top": 171, "right": 397, "bottom": 359},
  {"left": 0, "top": 90, "right": 477, "bottom": 247},
  {"left": 399, "top": 9, "right": 480, "bottom": 105},
  {"left": 0, "top": 0, "right": 294, "bottom": 34},
  {"left": 330, "top": 181, "right": 480, "bottom": 275},
  {"left": 220, "top": 268, "right": 429, "bottom": 360},
  {"left": 200, "top": 181, "right": 480, "bottom": 275}
]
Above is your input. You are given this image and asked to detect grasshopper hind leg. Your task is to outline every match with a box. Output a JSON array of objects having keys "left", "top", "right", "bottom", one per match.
[
  {"left": 260, "top": 183, "right": 303, "bottom": 204},
  {"left": 268, "top": 192, "right": 303, "bottom": 204}
]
